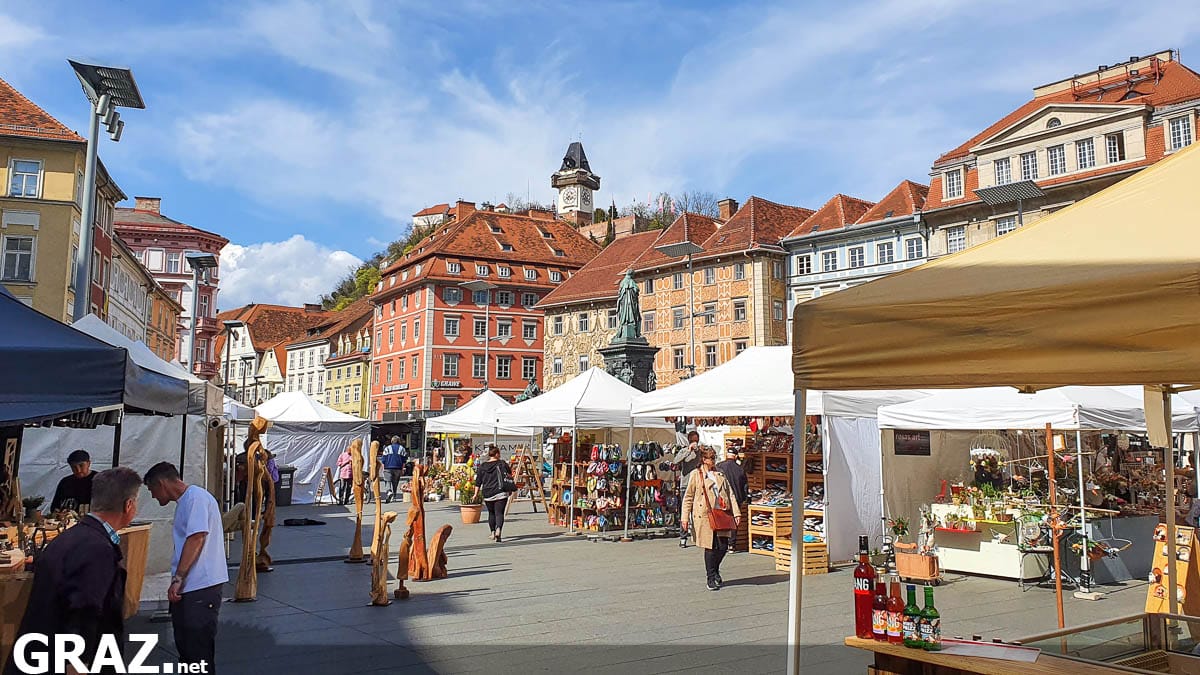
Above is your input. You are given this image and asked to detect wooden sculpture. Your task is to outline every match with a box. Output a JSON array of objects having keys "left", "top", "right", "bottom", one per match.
[
  {"left": 345, "top": 438, "right": 367, "bottom": 564},
  {"left": 427, "top": 524, "right": 453, "bottom": 580},
  {"left": 370, "top": 511, "right": 397, "bottom": 605},
  {"left": 406, "top": 464, "right": 430, "bottom": 580},
  {"left": 235, "top": 416, "right": 271, "bottom": 600},
  {"left": 393, "top": 521, "right": 411, "bottom": 601},
  {"left": 252, "top": 440, "right": 276, "bottom": 573}
]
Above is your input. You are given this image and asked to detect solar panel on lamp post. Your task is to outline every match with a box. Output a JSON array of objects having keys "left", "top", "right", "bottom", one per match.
[
  {"left": 654, "top": 241, "right": 705, "bottom": 378},
  {"left": 68, "top": 60, "right": 145, "bottom": 323}
]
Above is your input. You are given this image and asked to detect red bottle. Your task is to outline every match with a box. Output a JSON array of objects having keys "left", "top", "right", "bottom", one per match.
[
  {"left": 872, "top": 578, "right": 888, "bottom": 641},
  {"left": 886, "top": 578, "right": 905, "bottom": 644},
  {"left": 853, "top": 535, "right": 876, "bottom": 639}
]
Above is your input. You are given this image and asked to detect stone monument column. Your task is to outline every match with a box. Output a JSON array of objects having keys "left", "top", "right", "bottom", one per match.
[{"left": 599, "top": 270, "right": 659, "bottom": 392}]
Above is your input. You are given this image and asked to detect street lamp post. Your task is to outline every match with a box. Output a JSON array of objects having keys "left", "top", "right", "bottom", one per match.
[
  {"left": 459, "top": 279, "right": 498, "bottom": 390},
  {"left": 68, "top": 60, "right": 144, "bottom": 322},
  {"left": 654, "top": 241, "right": 705, "bottom": 378},
  {"left": 221, "top": 320, "right": 244, "bottom": 399},
  {"left": 253, "top": 375, "right": 264, "bottom": 405},
  {"left": 239, "top": 355, "right": 253, "bottom": 402},
  {"left": 185, "top": 253, "right": 218, "bottom": 376}
]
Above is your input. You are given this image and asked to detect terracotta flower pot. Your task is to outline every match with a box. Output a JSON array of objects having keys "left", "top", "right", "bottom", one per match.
[{"left": 460, "top": 504, "right": 483, "bottom": 524}]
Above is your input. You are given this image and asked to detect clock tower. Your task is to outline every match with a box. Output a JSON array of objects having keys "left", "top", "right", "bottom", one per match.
[{"left": 551, "top": 141, "right": 600, "bottom": 228}]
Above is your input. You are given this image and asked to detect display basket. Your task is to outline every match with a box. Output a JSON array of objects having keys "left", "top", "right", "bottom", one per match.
[{"left": 894, "top": 542, "right": 941, "bottom": 585}]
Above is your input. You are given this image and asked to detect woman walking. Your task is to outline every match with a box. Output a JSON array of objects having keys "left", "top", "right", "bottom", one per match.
[
  {"left": 336, "top": 447, "right": 353, "bottom": 505},
  {"left": 474, "top": 446, "right": 513, "bottom": 542},
  {"left": 682, "top": 447, "right": 742, "bottom": 590}
]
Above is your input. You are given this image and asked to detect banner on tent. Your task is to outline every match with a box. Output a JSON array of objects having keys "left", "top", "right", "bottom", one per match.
[{"left": 895, "top": 431, "right": 931, "bottom": 456}]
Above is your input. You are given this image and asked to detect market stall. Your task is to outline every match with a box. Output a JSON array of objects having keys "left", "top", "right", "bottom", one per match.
[
  {"left": 255, "top": 391, "right": 370, "bottom": 504},
  {"left": 495, "top": 367, "right": 673, "bottom": 535},
  {"left": 789, "top": 142, "right": 1200, "bottom": 672},
  {"left": 425, "top": 390, "right": 536, "bottom": 466}
]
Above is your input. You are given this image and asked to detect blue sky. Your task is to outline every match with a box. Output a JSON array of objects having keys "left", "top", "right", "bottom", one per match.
[{"left": 3, "top": 1, "right": 1199, "bottom": 307}]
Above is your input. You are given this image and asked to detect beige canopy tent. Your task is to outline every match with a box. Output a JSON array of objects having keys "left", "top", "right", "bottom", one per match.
[{"left": 785, "top": 142, "right": 1200, "bottom": 673}]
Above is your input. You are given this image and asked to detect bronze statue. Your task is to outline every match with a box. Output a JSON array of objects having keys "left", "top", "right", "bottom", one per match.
[{"left": 615, "top": 270, "right": 641, "bottom": 340}]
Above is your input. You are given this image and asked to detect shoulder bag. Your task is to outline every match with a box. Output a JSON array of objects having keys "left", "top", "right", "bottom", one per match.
[
  {"left": 496, "top": 462, "right": 517, "bottom": 494},
  {"left": 700, "top": 472, "right": 737, "bottom": 531}
]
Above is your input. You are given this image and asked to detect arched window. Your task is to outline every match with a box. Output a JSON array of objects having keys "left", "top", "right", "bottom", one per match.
[{"left": 1046, "top": 117, "right": 1062, "bottom": 129}]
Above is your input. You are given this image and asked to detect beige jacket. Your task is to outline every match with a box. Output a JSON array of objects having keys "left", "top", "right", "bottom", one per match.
[{"left": 681, "top": 468, "right": 742, "bottom": 550}]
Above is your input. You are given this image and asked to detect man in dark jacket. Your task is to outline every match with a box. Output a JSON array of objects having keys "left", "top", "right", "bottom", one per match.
[
  {"left": 716, "top": 452, "right": 750, "bottom": 552},
  {"left": 49, "top": 449, "right": 97, "bottom": 512},
  {"left": 9, "top": 467, "right": 142, "bottom": 674}
]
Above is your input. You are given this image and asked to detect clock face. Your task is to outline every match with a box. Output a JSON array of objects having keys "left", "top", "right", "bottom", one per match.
[
  {"left": 561, "top": 186, "right": 578, "bottom": 208},
  {"left": 580, "top": 189, "right": 592, "bottom": 209}
]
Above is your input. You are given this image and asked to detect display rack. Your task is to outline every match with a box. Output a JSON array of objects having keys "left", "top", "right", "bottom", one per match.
[
  {"left": 546, "top": 436, "right": 626, "bottom": 533},
  {"left": 748, "top": 504, "right": 791, "bottom": 556}
]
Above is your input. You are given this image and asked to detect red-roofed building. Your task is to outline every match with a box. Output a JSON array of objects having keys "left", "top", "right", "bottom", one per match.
[
  {"left": 115, "top": 197, "right": 229, "bottom": 378},
  {"left": 782, "top": 182, "right": 928, "bottom": 331},
  {"left": 924, "top": 50, "right": 1200, "bottom": 256},
  {"left": 214, "top": 302, "right": 333, "bottom": 402},
  {"left": 369, "top": 199, "right": 600, "bottom": 420}
]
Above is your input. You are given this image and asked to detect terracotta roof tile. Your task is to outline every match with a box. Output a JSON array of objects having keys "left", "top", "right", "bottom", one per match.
[
  {"left": 114, "top": 207, "right": 229, "bottom": 245},
  {"left": 213, "top": 303, "right": 334, "bottom": 354},
  {"left": 631, "top": 213, "right": 720, "bottom": 272},
  {"left": 539, "top": 231, "right": 661, "bottom": 307},
  {"left": 695, "top": 197, "right": 815, "bottom": 258},
  {"left": 306, "top": 297, "right": 373, "bottom": 343},
  {"left": 0, "top": 76, "right": 84, "bottom": 143},
  {"left": 780, "top": 194, "right": 870, "bottom": 239},
  {"left": 855, "top": 181, "right": 928, "bottom": 225},
  {"left": 413, "top": 203, "right": 450, "bottom": 217}
]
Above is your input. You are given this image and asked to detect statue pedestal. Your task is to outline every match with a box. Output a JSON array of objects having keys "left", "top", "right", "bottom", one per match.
[{"left": 599, "top": 339, "right": 660, "bottom": 393}]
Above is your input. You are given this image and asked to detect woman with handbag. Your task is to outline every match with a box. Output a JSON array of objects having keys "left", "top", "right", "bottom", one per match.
[
  {"left": 474, "top": 446, "right": 516, "bottom": 542},
  {"left": 681, "top": 447, "right": 742, "bottom": 590}
]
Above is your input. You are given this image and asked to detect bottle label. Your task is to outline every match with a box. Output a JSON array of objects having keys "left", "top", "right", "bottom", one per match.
[
  {"left": 887, "top": 611, "right": 902, "bottom": 637},
  {"left": 902, "top": 619, "right": 916, "bottom": 641},
  {"left": 872, "top": 609, "right": 887, "bottom": 635},
  {"left": 853, "top": 577, "right": 872, "bottom": 593},
  {"left": 929, "top": 618, "right": 941, "bottom": 646}
]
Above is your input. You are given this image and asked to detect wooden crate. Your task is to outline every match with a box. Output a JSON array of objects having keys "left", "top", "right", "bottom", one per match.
[
  {"left": 749, "top": 532, "right": 776, "bottom": 556},
  {"left": 747, "top": 505, "right": 792, "bottom": 538},
  {"left": 775, "top": 538, "right": 829, "bottom": 575}
]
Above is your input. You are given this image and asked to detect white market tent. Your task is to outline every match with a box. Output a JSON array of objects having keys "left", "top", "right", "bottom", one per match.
[
  {"left": 426, "top": 389, "right": 535, "bottom": 436},
  {"left": 255, "top": 391, "right": 370, "bottom": 504},
  {"left": 224, "top": 396, "right": 256, "bottom": 422},
  {"left": 496, "top": 367, "right": 673, "bottom": 430},
  {"left": 632, "top": 346, "right": 930, "bottom": 561}
]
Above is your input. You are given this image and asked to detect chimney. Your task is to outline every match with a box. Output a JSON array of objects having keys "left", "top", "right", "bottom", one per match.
[
  {"left": 718, "top": 198, "right": 738, "bottom": 220},
  {"left": 134, "top": 196, "right": 161, "bottom": 214},
  {"left": 303, "top": 303, "right": 322, "bottom": 313},
  {"left": 454, "top": 200, "right": 476, "bottom": 221}
]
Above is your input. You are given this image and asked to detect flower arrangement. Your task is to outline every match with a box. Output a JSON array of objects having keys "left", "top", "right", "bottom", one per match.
[
  {"left": 888, "top": 516, "right": 910, "bottom": 540},
  {"left": 449, "top": 459, "right": 482, "bottom": 505}
]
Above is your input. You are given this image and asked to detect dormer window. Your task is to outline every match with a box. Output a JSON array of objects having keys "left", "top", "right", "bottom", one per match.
[
  {"left": 476, "top": 264, "right": 489, "bottom": 276},
  {"left": 500, "top": 243, "right": 514, "bottom": 252},
  {"left": 415, "top": 263, "right": 422, "bottom": 275},
  {"left": 552, "top": 248, "right": 565, "bottom": 257},
  {"left": 447, "top": 262, "right": 462, "bottom": 274},
  {"left": 540, "top": 229, "right": 553, "bottom": 239},
  {"left": 549, "top": 270, "right": 563, "bottom": 283},
  {"left": 489, "top": 224, "right": 503, "bottom": 234},
  {"left": 1046, "top": 117, "right": 1062, "bottom": 129},
  {"left": 401, "top": 270, "right": 409, "bottom": 281},
  {"left": 498, "top": 266, "right": 511, "bottom": 278},
  {"left": 524, "top": 268, "right": 536, "bottom": 280}
]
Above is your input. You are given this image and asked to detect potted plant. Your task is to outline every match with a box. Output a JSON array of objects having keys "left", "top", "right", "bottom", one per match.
[
  {"left": 888, "top": 516, "right": 910, "bottom": 542},
  {"left": 450, "top": 462, "right": 483, "bottom": 523},
  {"left": 22, "top": 496, "right": 44, "bottom": 522}
]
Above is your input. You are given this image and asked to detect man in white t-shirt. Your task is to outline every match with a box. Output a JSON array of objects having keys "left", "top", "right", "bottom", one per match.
[{"left": 144, "top": 462, "right": 228, "bottom": 672}]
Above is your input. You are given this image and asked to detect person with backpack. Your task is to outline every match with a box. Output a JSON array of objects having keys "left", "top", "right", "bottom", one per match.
[
  {"left": 473, "top": 446, "right": 514, "bottom": 542},
  {"left": 380, "top": 436, "right": 408, "bottom": 502}
]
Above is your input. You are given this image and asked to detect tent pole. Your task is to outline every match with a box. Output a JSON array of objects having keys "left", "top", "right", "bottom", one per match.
[
  {"left": 1194, "top": 431, "right": 1199, "bottom": 501},
  {"left": 1162, "top": 389, "right": 1179, "bottom": 616},
  {"left": 569, "top": 426, "right": 577, "bottom": 534},
  {"left": 1075, "top": 430, "right": 1089, "bottom": 593},
  {"left": 112, "top": 419, "right": 123, "bottom": 467},
  {"left": 786, "top": 389, "right": 805, "bottom": 675},
  {"left": 1047, "top": 424, "right": 1064, "bottom": 629},
  {"left": 179, "top": 414, "right": 188, "bottom": 475}
]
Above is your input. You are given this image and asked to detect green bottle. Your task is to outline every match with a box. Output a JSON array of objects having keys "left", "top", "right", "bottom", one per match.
[
  {"left": 919, "top": 585, "right": 941, "bottom": 651},
  {"left": 901, "top": 584, "right": 920, "bottom": 648}
]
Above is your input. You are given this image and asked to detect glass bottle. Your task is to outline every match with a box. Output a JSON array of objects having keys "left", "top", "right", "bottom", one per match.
[
  {"left": 902, "top": 584, "right": 920, "bottom": 648},
  {"left": 872, "top": 577, "right": 888, "bottom": 641},
  {"left": 853, "top": 535, "right": 876, "bottom": 639},
  {"left": 920, "top": 585, "right": 941, "bottom": 651},
  {"left": 886, "top": 578, "right": 904, "bottom": 644}
]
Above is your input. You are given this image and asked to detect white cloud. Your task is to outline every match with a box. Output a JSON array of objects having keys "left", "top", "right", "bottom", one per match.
[{"left": 218, "top": 235, "right": 361, "bottom": 310}]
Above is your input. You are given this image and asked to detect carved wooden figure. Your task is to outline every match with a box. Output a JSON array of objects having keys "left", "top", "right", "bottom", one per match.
[
  {"left": 235, "top": 416, "right": 271, "bottom": 600},
  {"left": 345, "top": 438, "right": 367, "bottom": 563},
  {"left": 406, "top": 464, "right": 431, "bottom": 580},
  {"left": 253, "top": 438, "right": 276, "bottom": 572},
  {"left": 370, "top": 511, "right": 397, "bottom": 606},
  {"left": 427, "top": 524, "right": 453, "bottom": 580}
]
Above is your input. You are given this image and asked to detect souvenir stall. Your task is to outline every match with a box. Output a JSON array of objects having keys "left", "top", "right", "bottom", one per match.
[
  {"left": 791, "top": 143, "right": 1200, "bottom": 674},
  {"left": 496, "top": 367, "right": 673, "bottom": 536},
  {"left": 255, "top": 391, "right": 370, "bottom": 504},
  {"left": 425, "top": 390, "right": 536, "bottom": 468},
  {"left": 633, "top": 346, "right": 930, "bottom": 567}
]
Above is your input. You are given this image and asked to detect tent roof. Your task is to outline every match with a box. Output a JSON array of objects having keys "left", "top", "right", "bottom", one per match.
[
  {"left": 73, "top": 315, "right": 196, "bottom": 415},
  {"left": 0, "top": 291, "right": 125, "bottom": 425},
  {"left": 792, "top": 142, "right": 1200, "bottom": 391},
  {"left": 633, "top": 346, "right": 929, "bottom": 418},
  {"left": 223, "top": 396, "right": 256, "bottom": 422},
  {"left": 256, "top": 391, "right": 367, "bottom": 429},
  {"left": 877, "top": 386, "right": 1198, "bottom": 431},
  {"left": 496, "top": 367, "right": 673, "bottom": 429},
  {"left": 425, "top": 390, "right": 535, "bottom": 436}
]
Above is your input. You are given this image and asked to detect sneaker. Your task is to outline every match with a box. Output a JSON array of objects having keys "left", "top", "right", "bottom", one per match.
[
  {"left": 679, "top": 540, "right": 688, "bottom": 549},
  {"left": 715, "top": 573, "right": 723, "bottom": 586},
  {"left": 707, "top": 579, "right": 719, "bottom": 591}
]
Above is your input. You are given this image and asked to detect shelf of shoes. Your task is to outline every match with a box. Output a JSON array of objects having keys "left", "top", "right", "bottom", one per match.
[
  {"left": 748, "top": 505, "right": 793, "bottom": 559},
  {"left": 546, "top": 439, "right": 627, "bottom": 532},
  {"left": 627, "top": 441, "right": 678, "bottom": 531}
]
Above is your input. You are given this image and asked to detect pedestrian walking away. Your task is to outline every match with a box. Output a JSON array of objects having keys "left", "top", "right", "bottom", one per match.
[
  {"left": 7, "top": 467, "right": 141, "bottom": 675},
  {"left": 673, "top": 430, "right": 702, "bottom": 548},
  {"left": 381, "top": 435, "right": 408, "bottom": 501},
  {"left": 681, "top": 447, "right": 741, "bottom": 590},
  {"left": 715, "top": 451, "right": 750, "bottom": 552},
  {"left": 475, "top": 445, "right": 513, "bottom": 542},
  {"left": 144, "top": 462, "right": 228, "bottom": 673},
  {"left": 336, "top": 446, "right": 353, "bottom": 505}
]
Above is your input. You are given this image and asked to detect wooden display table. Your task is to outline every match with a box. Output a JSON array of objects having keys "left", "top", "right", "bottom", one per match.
[{"left": 844, "top": 637, "right": 1131, "bottom": 674}]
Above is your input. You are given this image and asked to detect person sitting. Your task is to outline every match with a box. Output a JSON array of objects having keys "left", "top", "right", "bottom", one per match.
[{"left": 50, "top": 449, "right": 97, "bottom": 512}]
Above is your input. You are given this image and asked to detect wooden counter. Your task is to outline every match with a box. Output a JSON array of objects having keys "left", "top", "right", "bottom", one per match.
[{"left": 844, "top": 636, "right": 1133, "bottom": 674}]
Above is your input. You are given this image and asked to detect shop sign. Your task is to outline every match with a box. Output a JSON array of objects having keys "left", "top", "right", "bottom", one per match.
[
  {"left": 383, "top": 384, "right": 409, "bottom": 393},
  {"left": 432, "top": 380, "right": 462, "bottom": 389},
  {"left": 894, "top": 430, "right": 931, "bottom": 456}
]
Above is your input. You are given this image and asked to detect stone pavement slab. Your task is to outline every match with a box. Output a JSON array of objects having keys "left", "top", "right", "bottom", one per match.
[{"left": 127, "top": 500, "right": 1149, "bottom": 673}]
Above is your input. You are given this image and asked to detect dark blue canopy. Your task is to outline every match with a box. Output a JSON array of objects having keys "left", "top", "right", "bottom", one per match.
[{"left": 0, "top": 288, "right": 125, "bottom": 425}]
